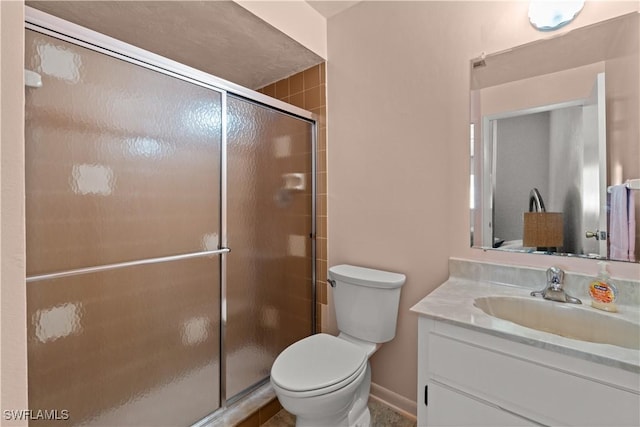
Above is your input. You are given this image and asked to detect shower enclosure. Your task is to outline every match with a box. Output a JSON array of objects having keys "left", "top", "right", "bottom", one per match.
[{"left": 24, "top": 9, "right": 315, "bottom": 426}]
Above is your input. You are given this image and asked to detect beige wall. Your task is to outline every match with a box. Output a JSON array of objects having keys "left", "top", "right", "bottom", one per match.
[
  {"left": 1, "top": 0, "right": 28, "bottom": 425},
  {"left": 327, "top": 0, "right": 639, "bottom": 414}
]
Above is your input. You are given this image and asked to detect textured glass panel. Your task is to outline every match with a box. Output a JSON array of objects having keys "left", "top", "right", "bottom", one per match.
[
  {"left": 25, "top": 28, "right": 221, "bottom": 426},
  {"left": 25, "top": 30, "right": 222, "bottom": 275},
  {"left": 226, "top": 96, "right": 313, "bottom": 398},
  {"left": 27, "top": 257, "right": 220, "bottom": 426}
]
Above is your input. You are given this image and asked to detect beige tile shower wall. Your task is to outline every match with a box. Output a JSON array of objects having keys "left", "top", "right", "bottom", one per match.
[{"left": 257, "top": 63, "right": 328, "bottom": 331}]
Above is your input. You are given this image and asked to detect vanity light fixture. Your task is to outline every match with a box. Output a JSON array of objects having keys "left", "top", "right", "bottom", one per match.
[{"left": 528, "top": 0, "right": 585, "bottom": 31}]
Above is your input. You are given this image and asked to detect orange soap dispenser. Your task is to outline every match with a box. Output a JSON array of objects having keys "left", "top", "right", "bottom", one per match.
[{"left": 588, "top": 261, "right": 618, "bottom": 312}]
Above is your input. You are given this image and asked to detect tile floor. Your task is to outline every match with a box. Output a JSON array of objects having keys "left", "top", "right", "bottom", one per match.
[{"left": 262, "top": 399, "right": 417, "bottom": 427}]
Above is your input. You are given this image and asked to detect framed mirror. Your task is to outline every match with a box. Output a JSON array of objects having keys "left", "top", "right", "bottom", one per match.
[{"left": 470, "top": 12, "right": 639, "bottom": 263}]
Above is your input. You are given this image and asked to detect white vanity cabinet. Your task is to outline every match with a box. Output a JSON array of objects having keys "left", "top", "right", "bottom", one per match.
[{"left": 417, "top": 317, "right": 640, "bottom": 426}]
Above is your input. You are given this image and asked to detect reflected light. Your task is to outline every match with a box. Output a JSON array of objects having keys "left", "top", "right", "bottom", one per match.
[
  {"left": 582, "top": 163, "right": 599, "bottom": 214},
  {"left": 261, "top": 306, "right": 279, "bottom": 329},
  {"left": 613, "top": 162, "right": 623, "bottom": 185},
  {"left": 71, "top": 164, "right": 115, "bottom": 196},
  {"left": 470, "top": 174, "right": 475, "bottom": 210},
  {"left": 183, "top": 101, "right": 222, "bottom": 136},
  {"left": 274, "top": 135, "right": 292, "bottom": 158},
  {"left": 35, "top": 303, "right": 82, "bottom": 343},
  {"left": 126, "top": 137, "right": 163, "bottom": 158},
  {"left": 36, "top": 41, "right": 81, "bottom": 83},
  {"left": 288, "top": 235, "right": 306, "bottom": 257},
  {"left": 182, "top": 317, "right": 209, "bottom": 346},
  {"left": 201, "top": 233, "right": 219, "bottom": 251}
]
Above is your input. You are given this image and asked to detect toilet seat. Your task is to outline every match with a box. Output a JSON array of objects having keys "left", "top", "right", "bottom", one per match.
[{"left": 271, "top": 333, "right": 367, "bottom": 398}]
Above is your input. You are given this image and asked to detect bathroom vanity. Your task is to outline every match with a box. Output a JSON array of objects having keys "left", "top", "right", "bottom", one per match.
[{"left": 411, "top": 259, "right": 640, "bottom": 426}]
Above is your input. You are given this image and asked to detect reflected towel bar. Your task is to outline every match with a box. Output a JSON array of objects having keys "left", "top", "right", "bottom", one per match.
[{"left": 607, "top": 179, "right": 640, "bottom": 193}]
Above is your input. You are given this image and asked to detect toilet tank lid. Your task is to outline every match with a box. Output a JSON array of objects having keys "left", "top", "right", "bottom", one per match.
[{"left": 328, "top": 264, "right": 406, "bottom": 289}]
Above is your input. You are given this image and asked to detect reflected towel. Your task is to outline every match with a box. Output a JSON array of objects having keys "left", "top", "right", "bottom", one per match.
[{"left": 609, "top": 185, "right": 635, "bottom": 261}]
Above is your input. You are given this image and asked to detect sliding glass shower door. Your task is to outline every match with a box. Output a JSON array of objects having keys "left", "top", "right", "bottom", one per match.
[
  {"left": 226, "top": 97, "right": 314, "bottom": 399},
  {"left": 25, "top": 30, "right": 222, "bottom": 425},
  {"left": 25, "top": 16, "right": 316, "bottom": 426}
]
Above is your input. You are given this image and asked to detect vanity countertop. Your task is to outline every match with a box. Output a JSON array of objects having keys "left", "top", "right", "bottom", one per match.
[{"left": 411, "top": 273, "right": 640, "bottom": 373}]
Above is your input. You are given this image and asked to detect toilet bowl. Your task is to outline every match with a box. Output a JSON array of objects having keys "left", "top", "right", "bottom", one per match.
[
  {"left": 270, "top": 265, "right": 406, "bottom": 427},
  {"left": 271, "top": 333, "right": 371, "bottom": 426}
]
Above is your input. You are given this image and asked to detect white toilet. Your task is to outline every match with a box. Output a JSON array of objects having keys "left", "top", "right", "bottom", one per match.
[{"left": 270, "top": 264, "right": 406, "bottom": 427}]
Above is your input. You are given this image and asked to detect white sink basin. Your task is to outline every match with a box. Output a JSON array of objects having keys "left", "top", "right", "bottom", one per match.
[{"left": 474, "top": 296, "right": 640, "bottom": 350}]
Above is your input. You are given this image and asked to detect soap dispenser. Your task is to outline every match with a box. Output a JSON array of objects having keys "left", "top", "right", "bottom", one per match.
[{"left": 588, "top": 261, "right": 618, "bottom": 312}]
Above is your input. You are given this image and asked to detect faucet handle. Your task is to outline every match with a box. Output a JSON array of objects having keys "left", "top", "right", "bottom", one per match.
[{"left": 546, "top": 266, "right": 564, "bottom": 287}]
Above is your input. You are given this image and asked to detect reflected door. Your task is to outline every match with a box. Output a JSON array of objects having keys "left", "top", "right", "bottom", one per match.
[
  {"left": 582, "top": 73, "right": 607, "bottom": 257},
  {"left": 25, "top": 30, "right": 222, "bottom": 425}
]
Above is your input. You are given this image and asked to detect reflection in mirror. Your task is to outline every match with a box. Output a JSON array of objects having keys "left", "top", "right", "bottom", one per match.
[
  {"left": 486, "top": 74, "right": 605, "bottom": 258},
  {"left": 470, "top": 13, "right": 639, "bottom": 263}
]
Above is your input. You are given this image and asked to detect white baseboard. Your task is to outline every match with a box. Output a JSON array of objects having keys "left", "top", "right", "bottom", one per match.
[{"left": 369, "top": 382, "right": 417, "bottom": 421}]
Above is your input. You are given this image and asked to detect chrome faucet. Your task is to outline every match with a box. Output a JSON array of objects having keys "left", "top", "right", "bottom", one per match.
[
  {"left": 530, "top": 267, "right": 582, "bottom": 304},
  {"left": 529, "top": 188, "right": 546, "bottom": 212}
]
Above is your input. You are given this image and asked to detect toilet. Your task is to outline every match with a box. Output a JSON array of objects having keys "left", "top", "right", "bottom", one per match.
[{"left": 270, "top": 264, "right": 406, "bottom": 427}]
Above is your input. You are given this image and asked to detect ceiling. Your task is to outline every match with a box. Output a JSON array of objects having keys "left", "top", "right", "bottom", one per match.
[
  {"left": 306, "top": 1, "right": 360, "bottom": 18},
  {"left": 27, "top": 1, "right": 324, "bottom": 90}
]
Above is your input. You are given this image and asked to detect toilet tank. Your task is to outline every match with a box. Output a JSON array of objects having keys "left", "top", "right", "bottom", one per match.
[{"left": 328, "top": 264, "right": 406, "bottom": 343}]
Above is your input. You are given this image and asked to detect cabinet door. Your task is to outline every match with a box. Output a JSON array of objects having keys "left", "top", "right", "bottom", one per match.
[
  {"left": 428, "top": 330, "right": 640, "bottom": 426},
  {"left": 427, "top": 383, "right": 538, "bottom": 427}
]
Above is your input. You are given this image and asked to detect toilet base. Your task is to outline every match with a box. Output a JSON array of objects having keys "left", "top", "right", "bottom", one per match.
[
  {"left": 294, "top": 404, "right": 370, "bottom": 427},
  {"left": 348, "top": 406, "right": 371, "bottom": 427},
  {"left": 346, "top": 363, "right": 371, "bottom": 427}
]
